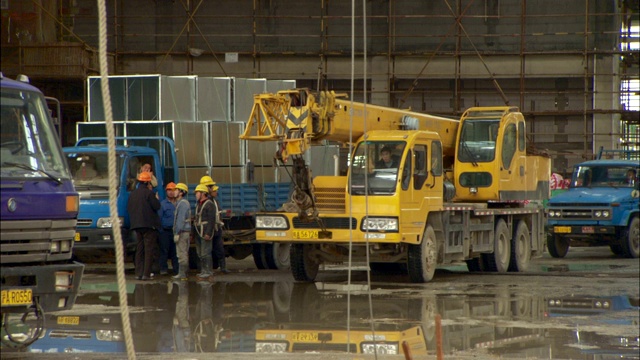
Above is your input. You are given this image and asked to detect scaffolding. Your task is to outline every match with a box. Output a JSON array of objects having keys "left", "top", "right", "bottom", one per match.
[{"left": 0, "top": 0, "right": 637, "bottom": 172}]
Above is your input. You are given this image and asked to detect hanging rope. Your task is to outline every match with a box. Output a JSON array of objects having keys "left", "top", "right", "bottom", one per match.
[{"left": 97, "top": 0, "right": 136, "bottom": 358}]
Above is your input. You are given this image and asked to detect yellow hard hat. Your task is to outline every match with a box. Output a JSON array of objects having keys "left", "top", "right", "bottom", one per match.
[
  {"left": 199, "top": 175, "right": 216, "bottom": 186},
  {"left": 175, "top": 183, "right": 188, "bottom": 193},
  {"left": 195, "top": 184, "right": 209, "bottom": 193},
  {"left": 210, "top": 185, "right": 219, "bottom": 192}
]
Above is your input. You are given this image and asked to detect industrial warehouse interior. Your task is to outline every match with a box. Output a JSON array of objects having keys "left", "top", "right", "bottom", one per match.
[
  {"left": 0, "top": 1, "right": 638, "bottom": 359},
  {"left": 2, "top": 1, "right": 638, "bottom": 169}
]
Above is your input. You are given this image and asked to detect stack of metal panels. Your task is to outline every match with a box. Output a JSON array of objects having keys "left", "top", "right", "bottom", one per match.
[{"left": 81, "top": 75, "right": 306, "bottom": 185}]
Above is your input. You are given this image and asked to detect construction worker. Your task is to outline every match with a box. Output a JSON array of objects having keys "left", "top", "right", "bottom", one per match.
[
  {"left": 200, "top": 174, "right": 228, "bottom": 273},
  {"left": 209, "top": 185, "right": 229, "bottom": 274},
  {"left": 127, "top": 171, "right": 161, "bottom": 281},
  {"left": 158, "top": 182, "right": 178, "bottom": 275},
  {"left": 200, "top": 175, "right": 217, "bottom": 197},
  {"left": 172, "top": 183, "right": 191, "bottom": 280},
  {"left": 192, "top": 184, "right": 216, "bottom": 281}
]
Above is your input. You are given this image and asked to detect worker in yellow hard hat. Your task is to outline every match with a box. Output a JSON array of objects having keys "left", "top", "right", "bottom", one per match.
[
  {"left": 199, "top": 175, "right": 218, "bottom": 198},
  {"left": 208, "top": 184, "right": 229, "bottom": 274},
  {"left": 192, "top": 184, "right": 216, "bottom": 281}
]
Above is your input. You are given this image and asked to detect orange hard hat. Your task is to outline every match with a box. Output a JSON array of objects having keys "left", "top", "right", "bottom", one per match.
[
  {"left": 165, "top": 182, "right": 176, "bottom": 190},
  {"left": 137, "top": 171, "right": 152, "bottom": 182}
]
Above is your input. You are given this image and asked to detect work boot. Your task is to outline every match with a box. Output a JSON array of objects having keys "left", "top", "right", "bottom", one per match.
[
  {"left": 219, "top": 258, "right": 230, "bottom": 274},
  {"left": 172, "top": 271, "right": 188, "bottom": 281}
]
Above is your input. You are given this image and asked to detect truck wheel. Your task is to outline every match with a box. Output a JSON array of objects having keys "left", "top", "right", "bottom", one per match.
[
  {"left": 484, "top": 219, "right": 511, "bottom": 272},
  {"left": 407, "top": 225, "right": 437, "bottom": 283},
  {"left": 609, "top": 243, "right": 624, "bottom": 255},
  {"left": 465, "top": 257, "right": 485, "bottom": 272},
  {"left": 252, "top": 244, "right": 268, "bottom": 269},
  {"left": 266, "top": 243, "right": 292, "bottom": 270},
  {"left": 546, "top": 234, "right": 569, "bottom": 258},
  {"left": 290, "top": 244, "right": 319, "bottom": 282},
  {"left": 508, "top": 220, "right": 531, "bottom": 272},
  {"left": 620, "top": 216, "right": 639, "bottom": 258}
]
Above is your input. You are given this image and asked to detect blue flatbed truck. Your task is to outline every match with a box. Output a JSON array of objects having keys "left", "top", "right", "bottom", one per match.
[
  {"left": 63, "top": 136, "right": 176, "bottom": 259},
  {"left": 1, "top": 73, "right": 84, "bottom": 348},
  {"left": 63, "top": 136, "right": 292, "bottom": 269},
  {"left": 546, "top": 148, "right": 639, "bottom": 258}
]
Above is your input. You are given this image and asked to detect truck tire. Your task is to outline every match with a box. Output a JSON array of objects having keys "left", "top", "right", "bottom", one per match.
[
  {"left": 465, "top": 257, "right": 485, "bottom": 272},
  {"left": 547, "top": 234, "right": 569, "bottom": 258},
  {"left": 508, "top": 220, "right": 531, "bottom": 272},
  {"left": 609, "top": 243, "right": 624, "bottom": 255},
  {"left": 252, "top": 244, "right": 269, "bottom": 269},
  {"left": 265, "top": 243, "right": 292, "bottom": 270},
  {"left": 291, "top": 244, "right": 320, "bottom": 282},
  {"left": 407, "top": 225, "right": 437, "bottom": 283},
  {"left": 620, "top": 216, "right": 639, "bottom": 258},
  {"left": 484, "top": 219, "right": 511, "bottom": 272}
]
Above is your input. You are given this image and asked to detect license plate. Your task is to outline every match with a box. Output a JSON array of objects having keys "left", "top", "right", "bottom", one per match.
[
  {"left": 292, "top": 332, "right": 318, "bottom": 342},
  {"left": 293, "top": 230, "right": 318, "bottom": 240},
  {"left": 554, "top": 226, "right": 572, "bottom": 234},
  {"left": 581, "top": 226, "right": 594, "bottom": 234},
  {"left": 75, "top": 232, "right": 81, "bottom": 241},
  {"left": 57, "top": 316, "right": 80, "bottom": 325},
  {"left": 1, "top": 289, "right": 33, "bottom": 306}
]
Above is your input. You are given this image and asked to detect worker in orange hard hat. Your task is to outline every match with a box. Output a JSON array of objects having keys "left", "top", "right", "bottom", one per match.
[
  {"left": 139, "top": 163, "right": 158, "bottom": 188},
  {"left": 128, "top": 171, "right": 161, "bottom": 281},
  {"left": 172, "top": 183, "right": 191, "bottom": 280},
  {"left": 158, "top": 181, "right": 179, "bottom": 276}
]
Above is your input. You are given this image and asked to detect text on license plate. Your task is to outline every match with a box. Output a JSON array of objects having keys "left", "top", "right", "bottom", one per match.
[
  {"left": 293, "top": 230, "right": 318, "bottom": 239},
  {"left": 75, "top": 232, "right": 81, "bottom": 241},
  {"left": 581, "top": 226, "right": 594, "bottom": 233},
  {"left": 292, "top": 332, "right": 318, "bottom": 342},
  {"left": 57, "top": 316, "right": 80, "bottom": 325},
  {"left": 1, "top": 289, "right": 33, "bottom": 306},
  {"left": 554, "top": 226, "right": 572, "bottom": 234}
]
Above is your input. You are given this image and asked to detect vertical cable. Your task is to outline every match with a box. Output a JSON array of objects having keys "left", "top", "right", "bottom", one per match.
[{"left": 96, "top": 0, "right": 136, "bottom": 358}]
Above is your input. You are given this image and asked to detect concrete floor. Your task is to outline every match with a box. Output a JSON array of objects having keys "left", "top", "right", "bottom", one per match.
[{"left": 2, "top": 247, "right": 639, "bottom": 360}]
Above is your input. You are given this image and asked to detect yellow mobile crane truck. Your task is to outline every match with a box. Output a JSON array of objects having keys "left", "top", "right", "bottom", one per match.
[{"left": 241, "top": 89, "right": 549, "bottom": 283}]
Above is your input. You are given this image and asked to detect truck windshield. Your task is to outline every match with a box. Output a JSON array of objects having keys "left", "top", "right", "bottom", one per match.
[
  {"left": 571, "top": 165, "right": 639, "bottom": 188},
  {"left": 349, "top": 141, "right": 405, "bottom": 195},
  {"left": 1, "top": 86, "right": 70, "bottom": 179},
  {"left": 457, "top": 119, "right": 500, "bottom": 163},
  {"left": 65, "top": 152, "right": 123, "bottom": 188}
]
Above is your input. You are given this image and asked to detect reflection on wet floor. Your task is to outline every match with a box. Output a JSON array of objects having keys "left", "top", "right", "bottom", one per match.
[
  {"left": 4, "top": 280, "right": 638, "bottom": 358},
  {"left": 539, "top": 264, "right": 631, "bottom": 272}
]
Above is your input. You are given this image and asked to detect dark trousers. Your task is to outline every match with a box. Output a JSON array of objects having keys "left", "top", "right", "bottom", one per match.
[
  {"left": 135, "top": 228, "right": 159, "bottom": 278},
  {"left": 212, "top": 230, "right": 225, "bottom": 269},
  {"left": 159, "top": 228, "right": 179, "bottom": 274}
]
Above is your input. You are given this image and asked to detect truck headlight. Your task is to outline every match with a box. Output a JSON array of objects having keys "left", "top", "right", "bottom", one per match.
[
  {"left": 602, "top": 210, "right": 610, "bottom": 217},
  {"left": 256, "top": 215, "right": 288, "bottom": 229},
  {"left": 595, "top": 211, "right": 602, "bottom": 217},
  {"left": 256, "top": 342, "right": 288, "bottom": 353},
  {"left": 96, "top": 330, "right": 123, "bottom": 341},
  {"left": 96, "top": 217, "right": 123, "bottom": 228},
  {"left": 548, "top": 210, "right": 560, "bottom": 218},
  {"left": 361, "top": 217, "right": 398, "bottom": 232},
  {"left": 362, "top": 343, "right": 399, "bottom": 354}
]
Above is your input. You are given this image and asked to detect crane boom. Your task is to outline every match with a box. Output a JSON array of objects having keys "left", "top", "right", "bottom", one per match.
[{"left": 241, "top": 89, "right": 458, "bottom": 159}]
